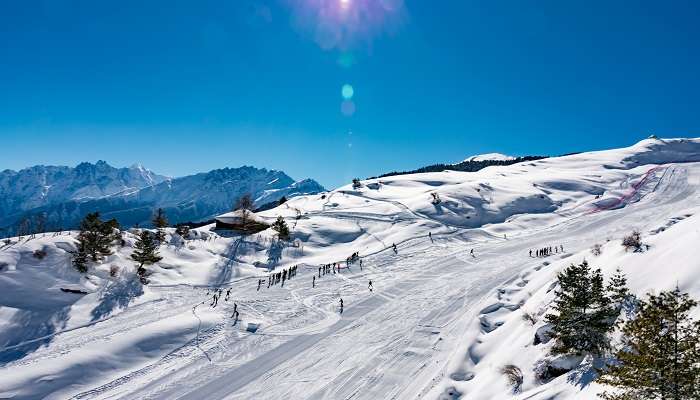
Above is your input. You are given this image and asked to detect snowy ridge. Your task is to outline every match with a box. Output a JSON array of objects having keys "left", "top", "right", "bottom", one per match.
[
  {"left": 0, "top": 137, "right": 699, "bottom": 400},
  {"left": 459, "top": 152, "right": 516, "bottom": 163}
]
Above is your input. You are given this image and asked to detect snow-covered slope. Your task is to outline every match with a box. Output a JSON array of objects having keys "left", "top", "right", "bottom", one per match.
[{"left": 0, "top": 137, "right": 698, "bottom": 400}]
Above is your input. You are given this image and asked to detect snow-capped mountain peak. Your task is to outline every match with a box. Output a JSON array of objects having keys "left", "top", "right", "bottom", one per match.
[{"left": 460, "top": 152, "right": 516, "bottom": 163}]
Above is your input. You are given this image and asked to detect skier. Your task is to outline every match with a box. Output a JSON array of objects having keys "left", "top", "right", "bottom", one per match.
[
  {"left": 225, "top": 288, "right": 231, "bottom": 301},
  {"left": 231, "top": 303, "right": 238, "bottom": 318},
  {"left": 392, "top": 243, "right": 397, "bottom": 254},
  {"left": 339, "top": 298, "right": 344, "bottom": 313},
  {"left": 470, "top": 248, "right": 475, "bottom": 257},
  {"left": 360, "top": 259, "right": 363, "bottom": 270},
  {"left": 318, "top": 266, "right": 322, "bottom": 277},
  {"left": 312, "top": 275, "right": 316, "bottom": 288},
  {"left": 529, "top": 249, "right": 532, "bottom": 257},
  {"left": 368, "top": 280, "right": 373, "bottom": 292},
  {"left": 257, "top": 279, "right": 261, "bottom": 291},
  {"left": 428, "top": 232, "right": 432, "bottom": 241}
]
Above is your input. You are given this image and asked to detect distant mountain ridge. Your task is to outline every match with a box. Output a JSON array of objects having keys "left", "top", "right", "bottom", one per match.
[{"left": 0, "top": 162, "right": 325, "bottom": 235}]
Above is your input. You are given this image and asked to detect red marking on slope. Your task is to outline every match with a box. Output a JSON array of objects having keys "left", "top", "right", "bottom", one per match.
[{"left": 587, "top": 166, "right": 664, "bottom": 214}]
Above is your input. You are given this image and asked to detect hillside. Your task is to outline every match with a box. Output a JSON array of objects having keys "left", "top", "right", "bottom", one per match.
[{"left": 0, "top": 137, "right": 699, "bottom": 400}]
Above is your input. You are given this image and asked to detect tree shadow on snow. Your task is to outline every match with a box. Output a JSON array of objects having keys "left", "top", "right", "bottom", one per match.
[
  {"left": 266, "top": 240, "right": 285, "bottom": 269},
  {"left": 90, "top": 276, "right": 144, "bottom": 322}
]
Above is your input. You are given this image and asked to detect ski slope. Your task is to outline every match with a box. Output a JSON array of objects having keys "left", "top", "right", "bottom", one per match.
[{"left": 0, "top": 138, "right": 699, "bottom": 400}]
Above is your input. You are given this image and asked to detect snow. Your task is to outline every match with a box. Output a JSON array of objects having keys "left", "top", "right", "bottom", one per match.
[
  {"left": 459, "top": 152, "right": 516, "bottom": 163},
  {"left": 0, "top": 138, "right": 699, "bottom": 400}
]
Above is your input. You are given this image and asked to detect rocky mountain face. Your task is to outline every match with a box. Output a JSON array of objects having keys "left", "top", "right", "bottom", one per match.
[{"left": 0, "top": 162, "right": 325, "bottom": 234}]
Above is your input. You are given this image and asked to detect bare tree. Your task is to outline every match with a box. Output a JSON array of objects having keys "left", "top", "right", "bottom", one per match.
[
  {"left": 234, "top": 193, "right": 254, "bottom": 211},
  {"left": 234, "top": 193, "right": 255, "bottom": 230}
]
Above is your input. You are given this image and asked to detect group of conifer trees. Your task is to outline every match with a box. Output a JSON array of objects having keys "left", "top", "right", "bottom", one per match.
[
  {"left": 547, "top": 260, "right": 700, "bottom": 399},
  {"left": 72, "top": 209, "right": 168, "bottom": 283}
]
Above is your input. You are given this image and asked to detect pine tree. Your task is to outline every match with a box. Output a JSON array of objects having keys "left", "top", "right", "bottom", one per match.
[
  {"left": 72, "top": 241, "right": 89, "bottom": 273},
  {"left": 152, "top": 208, "right": 168, "bottom": 228},
  {"left": 77, "top": 212, "right": 113, "bottom": 262},
  {"left": 131, "top": 230, "right": 162, "bottom": 276},
  {"left": 546, "top": 260, "right": 615, "bottom": 356},
  {"left": 607, "top": 268, "right": 631, "bottom": 310},
  {"left": 598, "top": 288, "right": 700, "bottom": 400},
  {"left": 152, "top": 208, "right": 168, "bottom": 242},
  {"left": 271, "top": 216, "right": 290, "bottom": 241}
]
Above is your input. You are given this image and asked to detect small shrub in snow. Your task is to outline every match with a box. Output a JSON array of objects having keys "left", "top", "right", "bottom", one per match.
[
  {"left": 621, "top": 230, "right": 643, "bottom": 252},
  {"left": 110, "top": 265, "right": 120, "bottom": 277},
  {"left": 522, "top": 311, "right": 537, "bottom": 325},
  {"left": 352, "top": 178, "right": 362, "bottom": 189},
  {"left": 431, "top": 192, "right": 441, "bottom": 205},
  {"left": 591, "top": 243, "right": 603, "bottom": 256},
  {"left": 175, "top": 225, "right": 190, "bottom": 238},
  {"left": 33, "top": 249, "right": 47, "bottom": 260},
  {"left": 500, "top": 364, "right": 523, "bottom": 393}
]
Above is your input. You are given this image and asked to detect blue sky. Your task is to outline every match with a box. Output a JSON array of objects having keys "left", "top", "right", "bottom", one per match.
[{"left": 1, "top": 0, "right": 699, "bottom": 188}]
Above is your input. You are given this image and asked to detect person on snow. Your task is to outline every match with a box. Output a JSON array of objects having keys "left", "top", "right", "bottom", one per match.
[
  {"left": 470, "top": 248, "right": 475, "bottom": 257},
  {"left": 392, "top": 243, "right": 398, "bottom": 254},
  {"left": 368, "top": 280, "right": 373, "bottom": 292},
  {"left": 529, "top": 249, "right": 532, "bottom": 257},
  {"left": 231, "top": 303, "right": 238, "bottom": 319},
  {"left": 312, "top": 275, "right": 316, "bottom": 288},
  {"left": 225, "top": 288, "right": 231, "bottom": 301},
  {"left": 339, "top": 298, "right": 344, "bottom": 313},
  {"left": 257, "top": 279, "right": 262, "bottom": 291}
]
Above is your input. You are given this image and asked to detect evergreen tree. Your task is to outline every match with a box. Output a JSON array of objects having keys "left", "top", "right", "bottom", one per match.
[
  {"left": 271, "top": 216, "right": 290, "bottom": 241},
  {"left": 72, "top": 241, "right": 88, "bottom": 273},
  {"left": 132, "top": 230, "right": 162, "bottom": 276},
  {"left": 546, "top": 260, "right": 615, "bottom": 356},
  {"left": 599, "top": 288, "right": 700, "bottom": 400},
  {"left": 607, "top": 268, "right": 631, "bottom": 310},
  {"left": 152, "top": 208, "right": 168, "bottom": 242},
  {"left": 77, "top": 212, "right": 113, "bottom": 262},
  {"left": 352, "top": 178, "right": 362, "bottom": 189},
  {"left": 152, "top": 208, "right": 168, "bottom": 228}
]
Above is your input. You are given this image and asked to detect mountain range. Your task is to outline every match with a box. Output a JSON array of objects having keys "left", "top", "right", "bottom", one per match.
[{"left": 0, "top": 161, "right": 325, "bottom": 234}]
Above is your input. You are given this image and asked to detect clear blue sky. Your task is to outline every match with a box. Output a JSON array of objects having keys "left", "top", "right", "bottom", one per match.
[{"left": 1, "top": 0, "right": 699, "bottom": 188}]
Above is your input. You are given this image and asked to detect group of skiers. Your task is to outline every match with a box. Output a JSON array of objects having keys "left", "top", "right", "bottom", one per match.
[
  {"left": 530, "top": 245, "right": 564, "bottom": 258},
  {"left": 207, "top": 288, "right": 237, "bottom": 320},
  {"left": 265, "top": 265, "right": 299, "bottom": 289}
]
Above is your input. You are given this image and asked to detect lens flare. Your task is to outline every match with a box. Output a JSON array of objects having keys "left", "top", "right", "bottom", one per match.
[
  {"left": 341, "top": 84, "right": 354, "bottom": 99},
  {"left": 286, "top": 0, "right": 406, "bottom": 50},
  {"left": 341, "top": 100, "right": 356, "bottom": 116}
]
